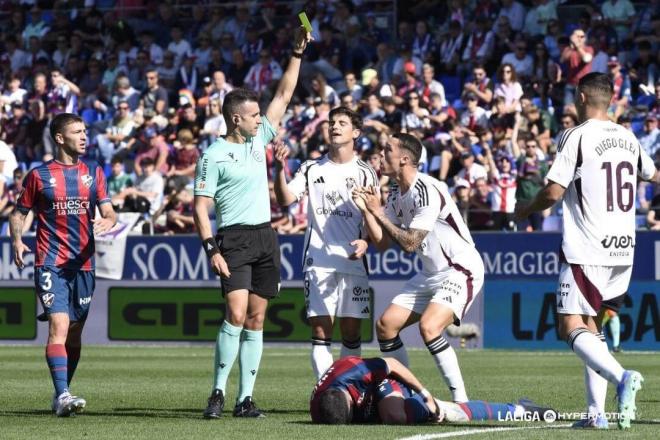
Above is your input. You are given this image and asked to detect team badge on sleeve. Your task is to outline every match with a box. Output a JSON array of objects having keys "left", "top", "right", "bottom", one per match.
[{"left": 41, "top": 293, "right": 55, "bottom": 308}]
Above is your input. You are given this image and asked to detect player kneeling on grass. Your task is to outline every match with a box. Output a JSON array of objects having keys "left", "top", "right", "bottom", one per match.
[{"left": 310, "top": 356, "right": 553, "bottom": 425}]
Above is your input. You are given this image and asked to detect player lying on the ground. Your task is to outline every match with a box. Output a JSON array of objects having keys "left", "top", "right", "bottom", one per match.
[{"left": 310, "top": 356, "right": 552, "bottom": 424}]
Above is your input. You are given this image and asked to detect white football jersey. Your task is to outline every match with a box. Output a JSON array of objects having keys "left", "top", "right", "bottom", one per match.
[
  {"left": 288, "top": 155, "right": 379, "bottom": 275},
  {"left": 384, "top": 172, "right": 482, "bottom": 276},
  {"left": 547, "top": 119, "right": 656, "bottom": 266}
]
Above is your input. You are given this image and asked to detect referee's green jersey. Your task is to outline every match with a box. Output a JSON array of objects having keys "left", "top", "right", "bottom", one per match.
[{"left": 194, "top": 116, "right": 276, "bottom": 228}]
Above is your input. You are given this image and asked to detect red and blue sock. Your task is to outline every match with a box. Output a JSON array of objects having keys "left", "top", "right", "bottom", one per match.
[{"left": 46, "top": 344, "right": 68, "bottom": 397}]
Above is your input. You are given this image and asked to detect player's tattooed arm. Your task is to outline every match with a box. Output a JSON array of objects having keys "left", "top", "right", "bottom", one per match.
[
  {"left": 373, "top": 212, "right": 428, "bottom": 253},
  {"left": 9, "top": 209, "right": 30, "bottom": 268}
]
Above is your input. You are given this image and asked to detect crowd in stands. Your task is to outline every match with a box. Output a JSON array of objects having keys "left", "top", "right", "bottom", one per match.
[{"left": 0, "top": 0, "right": 658, "bottom": 236}]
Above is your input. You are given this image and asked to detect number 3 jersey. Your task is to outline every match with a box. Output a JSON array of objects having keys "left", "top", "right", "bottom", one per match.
[
  {"left": 287, "top": 155, "right": 378, "bottom": 275},
  {"left": 16, "top": 160, "right": 110, "bottom": 270},
  {"left": 547, "top": 119, "right": 656, "bottom": 266}
]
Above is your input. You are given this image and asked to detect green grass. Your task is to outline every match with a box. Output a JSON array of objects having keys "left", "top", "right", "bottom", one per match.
[{"left": 1, "top": 346, "right": 658, "bottom": 439}]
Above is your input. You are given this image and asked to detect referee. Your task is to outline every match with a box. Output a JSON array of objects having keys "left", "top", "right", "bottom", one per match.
[{"left": 194, "top": 26, "right": 311, "bottom": 419}]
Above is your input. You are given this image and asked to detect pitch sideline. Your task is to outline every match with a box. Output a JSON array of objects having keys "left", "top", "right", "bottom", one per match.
[{"left": 396, "top": 423, "right": 573, "bottom": 440}]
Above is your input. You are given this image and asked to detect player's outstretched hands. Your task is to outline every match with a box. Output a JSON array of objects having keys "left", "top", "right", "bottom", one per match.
[
  {"left": 12, "top": 240, "right": 30, "bottom": 269},
  {"left": 210, "top": 253, "right": 231, "bottom": 278},
  {"left": 349, "top": 239, "right": 368, "bottom": 260},
  {"left": 273, "top": 141, "right": 290, "bottom": 170},
  {"left": 93, "top": 217, "right": 115, "bottom": 235}
]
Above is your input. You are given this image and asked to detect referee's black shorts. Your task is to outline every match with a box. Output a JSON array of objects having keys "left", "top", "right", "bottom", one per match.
[
  {"left": 215, "top": 222, "right": 281, "bottom": 298},
  {"left": 602, "top": 293, "right": 626, "bottom": 314}
]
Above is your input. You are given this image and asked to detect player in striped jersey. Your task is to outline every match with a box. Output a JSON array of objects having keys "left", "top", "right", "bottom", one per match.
[
  {"left": 515, "top": 73, "right": 658, "bottom": 429},
  {"left": 310, "top": 356, "right": 553, "bottom": 425},
  {"left": 274, "top": 107, "right": 378, "bottom": 379},
  {"left": 10, "top": 113, "right": 116, "bottom": 416},
  {"left": 353, "top": 133, "right": 484, "bottom": 403}
]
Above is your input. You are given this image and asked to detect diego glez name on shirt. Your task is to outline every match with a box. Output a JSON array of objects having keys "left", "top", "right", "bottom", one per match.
[{"left": 595, "top": 137, "right": 637, "bottom": 157}]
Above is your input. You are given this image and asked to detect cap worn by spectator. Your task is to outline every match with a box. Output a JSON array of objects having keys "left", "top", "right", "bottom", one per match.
[
  {"left": 203, "top": 76, "right": 212, "bottom": 85},
  {"left": 465, "top": 92, "right": 478, "bottom": 101},
  {"left": 607, "top": 56, "right": 619, "bottom": 66},
  {"left": 460, "top": 151, "right": 474, "bottom": 160},
  {"left": 454, "top": 178, "right": 470, "bottom": 190},
  {"left": 404, "top": 62, "right": 416, "bottom": 75},
  {"left": 361, "top": 68, "right": 377, "bottom": 86},
  {"left": 144, "top": 108, "right": 157, "bottom": 120}
]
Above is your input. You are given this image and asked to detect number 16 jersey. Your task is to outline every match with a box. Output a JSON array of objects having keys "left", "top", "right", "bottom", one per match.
[{"left": 547, "top": 119, "right": 656, "bottom": 266}]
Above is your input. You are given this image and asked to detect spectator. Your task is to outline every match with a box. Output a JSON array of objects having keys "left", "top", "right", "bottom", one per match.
[
  {"left": 240, "top": 49, "right": 279, "bottom": 93},
  {"left": 140, "top": 69, "right": 168, "bottom": 115},
  {"left": 1, "top": 76, "right": 27, "bottom": 111},
  {"left": 176, "top": 53, "right": 201, "bottom": 93},
  {"left": 498, "top": 0, "right": 527, "bottom": 32},
  {"left": 107, "top": 156, "right": 133, "bottom": 199},
  {"left": 463, "top": 63, "right": 494, "bottom": 108},
  {"left": 494, "top": 63, "right": 524, "bottom": 113},
  {"left": 3, "top": 36, "right": 29, "bottom": 74},
  {"left": 420, "top": 64, "right": 445, "bottom": 107},
  {"left": 114, "top": 157, "right": 164, "bottom": 216},
  {"left": 561, "top": 29, "right": 594, "bottom": 105},
  {"left": 461, "top": 16, "right": 495, "bottom": 75},
  {"left": 157, "top": 51, "right": 178, "bottom": 91},
  {"left": 468, "top": 177, "right": 493, "bottom": 230},
  {"left": 601, "top": 0, "right": 635, "bottom": 41},
  {"left": 531, "top": 42, "right": 561, "bottom": 86},
  {"left": 0, "top": 138, "right": 18, "bottom": 186},
  {"left": 96, "top": 100, "right": 135, "bottom": 164},
  {"left": 646, "top": 193, "right": 660, "bottom": 230},
  {"left": 22, "top": 6, "right": 50, "bottom": 48},
  {"left": 342, "top": 72, "right": 363, "bottom": 102},
  {"left": 241, "top": 23, "right": 265, "bottom": 65},
  {"left": 412, "top": 20, "right": 436, "bottom": 63},
  {"left": 131, "top": 125, "right": 169, "bottom": 176},
  {"left": 166, "top": 25, "right": 191, "bottom": 68},
  {"left": 166, "top": 128, "right": 199, "bottom": 187},
  {"left": 501, "top": 40, "right": 533, "bottom": 81},
  {"left": 194, "top": 35, "right": 213, "bottom": 75},
  {"left": 456, "top": 150, "right": 488, "bottom": 187},
  {"left": 639, "top": 115, "right": 659, "bottom": 159},
  {"left": 200, "top": 98, "right": 227, "bottom": 147},
  {"left": 484, "top": 144, "right": 517, "bottom": 230},
  {"left": 607, "top": 57, "right": 631, "bottom": 121},
  {"left": 437, "top": 20, "right": 465, "bottom": 75},
  {"left": 139, "top": 31, "right": 164, "bottom": 66},
  {"left": 460, "top": 93, "right": 489, "bottom": 132},
  {"left": 309, "top": 73, "right": 339, "bottom": 108},
  {"left": 515, "top": 136, "right": 547, "bottom": 231},
  {"left": 401, "top": 91, "right": 430, "bottom": 133}
]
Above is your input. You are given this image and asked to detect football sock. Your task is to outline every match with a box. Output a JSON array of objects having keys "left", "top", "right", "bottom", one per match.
[
  {"left": 609, "top": 315, "right": 621, "bottom": 348},
  {"left": 378, "top": 335, "right": 409, "bottom": 366},
  {"left": 65, "top": 343, "right": 81, "bottom": 386},
  {"left": 46, "top": 344, "right": 68, "bottom": 397},
  {"left": 458, "top": 401, "right": 513, "bottom": 421},
  {"left": 340, "top": 337, "right": 361, "bottom": 359},
  {"left": 213, "top": 321, "right": 242, "bottom": 392},
  {"left": 404, "top": 393, "right": 431, "bottom": 423},
  {"left": 568, "top": 328, "right": 624, "bottom": 385},
  {"left": 426, "top": 335, "right": 468, "bottom": 402},
  {"left": 311, "top": 337, "right": 333, "bottom": 380},
  {"left": 584, "top": 332, "right": 608, "bottom": 419},
  {"left": 237, "top": 328, "right": 263, "bottom": 402}
]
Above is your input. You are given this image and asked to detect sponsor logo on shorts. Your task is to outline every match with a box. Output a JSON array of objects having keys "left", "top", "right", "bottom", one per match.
[
  {"left": 41, "top": 293, "right": 54, "bottom": 308},
  {"left": 361, "top": 306, "right": 370, "bottom": 314},
  {"left": 79, "top": 297, "right": 92, "bottom": 305},
  {"left": 352, "top": 286, "right": 370, "bottom": 302}
]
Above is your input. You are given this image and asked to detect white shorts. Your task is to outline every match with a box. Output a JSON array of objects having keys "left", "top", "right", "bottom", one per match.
[
  {"left": 556, "top": 263, "right": 632, "bottom": 316},
  {"left": 392, "top": 266, "right": 484, "bottom": 325},
  {"left": 304, "top": 269, "right": 371, "bottom": 319}
]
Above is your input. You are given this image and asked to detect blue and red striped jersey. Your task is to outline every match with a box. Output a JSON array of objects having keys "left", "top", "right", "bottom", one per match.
[
  {"left": 16, "top": 160, "right": 110, "bottom": 270},
  {"left": 310, "top": 356, "right": 389, "bottom": 423}
]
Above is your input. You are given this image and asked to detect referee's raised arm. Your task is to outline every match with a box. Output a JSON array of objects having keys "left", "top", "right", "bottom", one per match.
[{"left": 265, "top": 26, "right": 312, "bottom": 127}]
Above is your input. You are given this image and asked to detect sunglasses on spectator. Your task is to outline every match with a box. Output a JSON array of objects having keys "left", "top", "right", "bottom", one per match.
[
  {"left": 147, "top": 75, "right": 157, "bottom": 79},
  {"left": 408, "top": 95, "right": 419, "bottom": 100}
]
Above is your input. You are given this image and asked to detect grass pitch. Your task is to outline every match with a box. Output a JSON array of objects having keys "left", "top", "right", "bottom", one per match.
[{"left": 1, "top": 346, "right": 658, "bottom": 439}]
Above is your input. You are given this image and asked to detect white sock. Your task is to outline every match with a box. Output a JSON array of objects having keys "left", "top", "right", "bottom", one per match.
[
  {"left": 311, "top": 338, "right": 333, "bottom": 380},
  {"left": 584, "top": 332, "right": 608, "bottom": 419},
  {"left": 378, "top": 335, "right": 409, "bottom": 366},
  {"left": 568, "top": 328, "right": 624, "bottom": 385},
  {"left": 340, "top": 338, "right": 361, "bottom": 359},
  {"left": 426, "top": 335, "right": 468, "bottom": 403}
]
